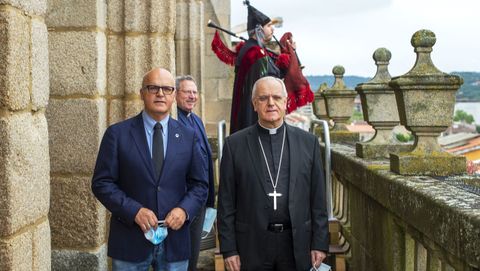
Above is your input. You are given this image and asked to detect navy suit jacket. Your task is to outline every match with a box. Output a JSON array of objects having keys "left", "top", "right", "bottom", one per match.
[
  {"left": 91, "top": 112, "right": 208, "bottom": 262},
  {"left": 177, "top": 110, "right": 215, "bottom": 208}
]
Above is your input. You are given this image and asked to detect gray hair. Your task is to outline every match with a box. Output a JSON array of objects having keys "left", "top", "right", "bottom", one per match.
[
  {"left": 251, "top": 76, "right": 287, "bottom": 100},
  {"left": 175, "top": 75, "right": 196, "bottom": 90}
]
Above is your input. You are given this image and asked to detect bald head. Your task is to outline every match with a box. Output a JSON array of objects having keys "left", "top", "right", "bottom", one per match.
[
  {"left": 140, "top": 67, "right": 176, "bottom": 122},
  {"left": 142, "top": 68, "right": 174, "bottom": 88}
]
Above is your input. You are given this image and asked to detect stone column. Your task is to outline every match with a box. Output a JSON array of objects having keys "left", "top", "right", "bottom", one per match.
[
  {"left": 389, "top": 30, "right": 465, "bottom": 176},
  {"left": 323, "top": 65, "right": 359, "bottom": 143},
  {"left": 175, "top": 0, "right": 205, "bottom": 118},
  {"left": 121, "top": 0, "right": 177, "bottom": 119},
  {"left": 46, "top": 1, "right": 108, "bottom": 269},
  {"left": 312, "top": 82, "right": 329, "bottom": 137},
  {"left": 203, "top": 0, "right": 233, "bottom": 135},
  {"left": 312, "top": 82, "right": 329, "bottom": 121},
  {"left": 0, "top": 1, "right": 51, "bottom": 270},
  {"left": 355, "top": 48, "right": 412, "bottom": 159}
]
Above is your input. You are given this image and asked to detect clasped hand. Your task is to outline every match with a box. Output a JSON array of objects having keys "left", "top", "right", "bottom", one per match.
[{"left": 135, "top": 207, "right": 187, "bottom": 232}]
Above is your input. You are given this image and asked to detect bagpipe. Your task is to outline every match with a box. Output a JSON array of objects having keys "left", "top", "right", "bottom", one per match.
[{"left": 208, "top": 20, "right": 314, "bottom": 113}]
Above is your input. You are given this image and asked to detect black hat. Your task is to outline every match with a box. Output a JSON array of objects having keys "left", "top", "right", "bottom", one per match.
[{"left": 245, "top": 1, "right": 271, "bottom": 31}]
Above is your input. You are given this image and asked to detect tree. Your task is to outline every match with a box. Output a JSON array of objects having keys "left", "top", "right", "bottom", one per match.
[
  {"left": 453, "top": 110, "right": 475, "bottom": 124},
  {"left": 396, "top": 133, "right": 414, "bottom": 142}
]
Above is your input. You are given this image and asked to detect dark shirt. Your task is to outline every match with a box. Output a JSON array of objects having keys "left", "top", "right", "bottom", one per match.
[
  {"left": 178, "top": 107, "right": 207, "bottom": 155},
  {"left": 257, "top": 123, "right": 291, "bottom": 224}
]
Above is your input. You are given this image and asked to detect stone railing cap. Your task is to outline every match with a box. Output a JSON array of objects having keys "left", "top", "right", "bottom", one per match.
[{"left": 325, "top": 65, "right": 354, "bottom": 93}]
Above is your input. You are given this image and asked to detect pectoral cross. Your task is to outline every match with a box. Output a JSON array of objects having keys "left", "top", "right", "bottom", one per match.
[{"left": 268, "top": 190, "right": 282, "bottom": 210}]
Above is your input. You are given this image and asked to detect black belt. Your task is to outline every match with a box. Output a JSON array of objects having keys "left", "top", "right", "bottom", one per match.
[{"left": 267, "top": 223, "right": 292, "bottom": 233}]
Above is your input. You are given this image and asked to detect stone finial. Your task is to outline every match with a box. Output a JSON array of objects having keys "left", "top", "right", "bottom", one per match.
[
  {"left": 313, "top": 82, "right": 329, "bottom": 120},
  {"left": 330, "top": 65, "right": 348, "bottom": 91},
  {"left": 355, "top": 48, "right": 412, "bottom": 158},
  {"left": 389, "top": 29, "right": 465, "bottom": 176},
  {"left": 323, "top": 65, "right": 359, "bottom": 142},
  {"left": 370, "top": 48, "right": 392, "bottom": 83}
]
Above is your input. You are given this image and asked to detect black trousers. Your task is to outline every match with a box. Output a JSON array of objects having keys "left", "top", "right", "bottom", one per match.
[
  {"left": 261, "top": 229, "right": 297, "bottom": 271},
  {"left": 188, "top": 206, "right": 206, "bottom": 271}
]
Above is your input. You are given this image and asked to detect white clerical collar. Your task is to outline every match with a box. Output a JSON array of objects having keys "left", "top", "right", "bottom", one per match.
[{"left": 258, "top": 121, "right": 284, "bottom": 135}]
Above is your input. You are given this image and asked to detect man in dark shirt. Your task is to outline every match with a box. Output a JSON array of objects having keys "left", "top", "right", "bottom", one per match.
[{"left": 175, "top": 75, "right": 215, "bottom": 271}]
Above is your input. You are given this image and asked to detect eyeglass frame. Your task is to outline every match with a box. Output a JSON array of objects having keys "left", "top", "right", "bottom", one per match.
[
  {"left": 143, "top": 85, "right": 176, "bottom": 95},
  {"left": 178, "top": 89, "right": 199, "bottom": 96}
]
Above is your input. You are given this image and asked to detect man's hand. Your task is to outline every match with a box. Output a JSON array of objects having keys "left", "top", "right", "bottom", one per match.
[
  {"left": 134, "top": 207, "right": 158, "bottom": 233},
  {"left": 164, "top": 207, "right": 187, "bottom": 230},
  {"left": 224, "top": 255, "right": 241, "bottom": 271},
  {"left": 311, "top": 250, "right": 327, "bottom": 269}
]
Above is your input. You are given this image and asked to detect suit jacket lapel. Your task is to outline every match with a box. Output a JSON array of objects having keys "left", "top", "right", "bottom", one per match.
[
  {"left": 287, "top": 125, "right": 300, "bottom": 202},
  {"left": 246, "top": 126, "right": 271, "bottom": 199},
  {"left": 130, "top": 113, "right": 156, "bottom": 182},
  {"left": 192, "top": 114, "right": 212, "bottom": 155}
]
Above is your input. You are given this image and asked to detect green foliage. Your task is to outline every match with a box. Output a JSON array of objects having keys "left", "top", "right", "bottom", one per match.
[
  {"left": 349, "top": 110, "right": 364, "bottom": 122},
  {"left": 476, "top": 125, "right": 480, "bottom": 133},
  {"left": 453, "top": 109, "right": 475, "bottom": 124},
  {"left": 452, "top": 72, "right": 480, "bottom": 101},
  {"left": 396, "top": 133, "right": 414, "bottom": 142}
]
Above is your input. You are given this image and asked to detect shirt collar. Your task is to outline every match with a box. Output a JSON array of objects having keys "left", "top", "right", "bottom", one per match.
[
  {"left": 257, "top": 121, "right": 285, "bottom": 135},
  {"left": 177, "top": 107, "right": 192, "bottom": 118},
  {"left": 142, "top": 111, "right": 170, "bottom": 132}
]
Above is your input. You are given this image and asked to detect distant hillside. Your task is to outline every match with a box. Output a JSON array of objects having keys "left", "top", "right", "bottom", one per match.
[
  {"left": 452, "top": 72, "right": 480, "bottom": 102},
  {"left": 306, "top": 75, "right": 370, "bottom": 90},
  {"left": 307, "top": 71, "right": 480, "bottom": 102}
]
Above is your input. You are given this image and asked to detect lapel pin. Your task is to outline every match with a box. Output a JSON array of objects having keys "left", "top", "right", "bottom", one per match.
[{"left": 175, "top": 133, "right": 180, "bottom": 138}]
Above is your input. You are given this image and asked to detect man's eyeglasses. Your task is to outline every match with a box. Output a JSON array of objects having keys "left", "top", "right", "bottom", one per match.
[
  {"left": 256, "top": 95, "right": 285, "bottom": 103},
  {"left": 179, "top": 89, "right": 198, "bottom": 96},
  {"left": 144, "top": 85, "right": 175, "bottom": 95}
]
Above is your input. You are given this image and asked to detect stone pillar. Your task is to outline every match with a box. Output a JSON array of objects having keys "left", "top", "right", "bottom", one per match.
[
  {"left": 389, "top": 30, "right": 465, "bottom": 176},
  {"left": 313, "top": 82, "right": 329, "bottom": 120},
  {"left": 323, "top": 65, "right": 359, "bottom": 143},
  {"left": 121, "top": 0, "right": 177, "bottom": 119},
  {"left": 312, "top": 82, "right": 329, "bottom": 137},
  {"left": 46, "top": 1, "right": 108, "bottom": 269},
  {"left": 47, "top": 0, "right": 177, "bottom": 269},
  {"left": 203, "top": 0, "right": 233, "bottom": 135},
  {"left": 355, "top": 48, "right": 412, "bottom": 159},
  {"left": 0, "top": 1, "right": 51, "bottom": 270},
  {"left": 175, "top": 0, "right": 205, "bottom": 118}
]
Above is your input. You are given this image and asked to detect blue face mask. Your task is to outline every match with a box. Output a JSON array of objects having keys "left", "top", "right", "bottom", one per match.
[
  {"left": 201, "top": 208, "right": 217, "bottom": 239},
  {"left": 144, "top": 221, "right": 168, "bottom": 245}
]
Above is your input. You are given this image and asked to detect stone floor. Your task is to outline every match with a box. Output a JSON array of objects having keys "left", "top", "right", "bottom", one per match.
[{"left": 196, "top": 248, "right": 216, "bottom": 271}]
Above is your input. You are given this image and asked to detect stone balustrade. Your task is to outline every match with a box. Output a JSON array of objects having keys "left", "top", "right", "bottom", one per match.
[
  {"left": 318, "top": 29, "right": 479, "bottom": 270},
  {"left": 328, "top": 143, "right": 479, "bottom": 270},
  {"left": 322, "top": 66, "right": 359, "bottom": 143},
  {"left": 355, "top": 48, "right": 412, "bottom": 159}
]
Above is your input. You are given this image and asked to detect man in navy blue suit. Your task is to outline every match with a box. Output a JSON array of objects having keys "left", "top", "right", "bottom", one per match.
[
  {"left": 175, "top": 75, "right": 215, "bottom": 271},
  {"left": 92, "top": 68, "right": 208, "bottom": 271}
]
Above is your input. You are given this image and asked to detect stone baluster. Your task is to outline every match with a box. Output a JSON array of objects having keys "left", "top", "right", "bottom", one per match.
[
  {"left": 312, "top": 82, "right": 329, "bottom": 137},
  {"left": 323, "top": 65, "right": 359, "bottom": 143},
  {"left": 313, "top": 82, "right": 329, "bottom": 120},
  {"left": 389, "top": 29, "right": 465, "bottom": 176},
  {"left": 355, "top": 48, "right": 412, "bottom": 158}
]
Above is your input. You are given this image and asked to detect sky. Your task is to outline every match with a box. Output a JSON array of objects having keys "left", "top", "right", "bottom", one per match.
[{"left": 230, "top": 0, "right": 479, "bottom": 77}]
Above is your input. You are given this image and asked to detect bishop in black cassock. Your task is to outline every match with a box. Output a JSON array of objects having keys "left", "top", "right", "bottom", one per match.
[{"left": 218, "top": 76, "right": 329, "bottom": 271}]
